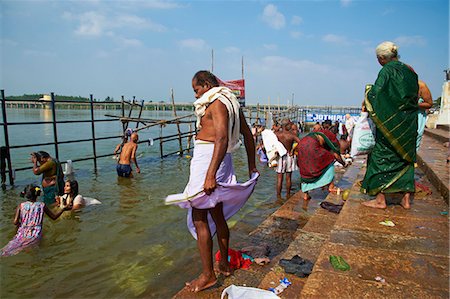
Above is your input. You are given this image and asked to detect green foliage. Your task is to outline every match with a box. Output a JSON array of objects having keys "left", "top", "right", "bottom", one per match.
[
  {"left": 5, "top": 94, "right": 92, "bottom": 102},
  {"left": 329, "top": 255, "right": 351, "bottom": 271}
]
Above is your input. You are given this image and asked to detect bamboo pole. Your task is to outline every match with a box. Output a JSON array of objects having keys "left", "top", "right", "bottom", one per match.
[
  {"left": 90, "top": 94, "right": 98, "bottom": 172},
  {"left": 170, "top": 89, "right": 183, "bottom": 156}
]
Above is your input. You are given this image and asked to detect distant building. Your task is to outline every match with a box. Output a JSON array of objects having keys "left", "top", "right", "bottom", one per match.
[{"left": 39, "top": 94, "right": 51, "bottom": 101}]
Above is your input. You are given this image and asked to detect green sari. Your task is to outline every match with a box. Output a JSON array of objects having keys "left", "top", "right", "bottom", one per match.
[{"left": 361, "top": 60, "right": 418, "bottom": 195}]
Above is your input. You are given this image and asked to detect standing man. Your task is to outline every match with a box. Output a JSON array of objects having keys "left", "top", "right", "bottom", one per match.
[
  {"left": 274, "top": 119, "right": 301, "bottom": 199},
  {"left": 180, "top": 70, "right": 257, "bottom": 292},
  {"left": 116, "top": 132, "right": 140, "bottom": 177}
]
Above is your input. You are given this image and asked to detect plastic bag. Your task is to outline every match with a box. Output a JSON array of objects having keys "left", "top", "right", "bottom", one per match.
[
  {"left": 221, "top": 285, "right": 281, "bottom": 299},
  {"left": 350, "top": 112, "right": 376, "bottom": 157}
]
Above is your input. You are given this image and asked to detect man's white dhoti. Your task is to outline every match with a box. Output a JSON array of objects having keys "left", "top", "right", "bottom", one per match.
[{"left": 165, "top": 140, "right": 258, "bottom": 239}]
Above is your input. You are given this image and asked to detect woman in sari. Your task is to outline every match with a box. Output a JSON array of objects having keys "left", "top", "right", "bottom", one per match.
[
  {"left": 297, "top": 127, "right": 346, "bottom": 201},
  {"left": 361, "top": 41, "right": 419, "bottom": 209},
  {"left": 31, "top": 151, "right": 64, "bottom": 205}
]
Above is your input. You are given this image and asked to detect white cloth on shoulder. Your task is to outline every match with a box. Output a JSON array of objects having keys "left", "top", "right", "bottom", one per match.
[
  {"left": 165, "top": 141, "right": 259, "bottom": 240},
  {"left": 193, "top": 86, "right": 241, "bottom": 153}
]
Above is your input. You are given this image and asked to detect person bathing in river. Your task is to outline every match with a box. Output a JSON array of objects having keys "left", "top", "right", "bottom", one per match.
[
  {"left": 31, "top": 151, "right": 64, "bottom": 205},
  {"left": 0, "top": 184, "right": 69, "bottom": 257},
  {"left": 116, "top": 132, "right": 140, "bottom": 178}
]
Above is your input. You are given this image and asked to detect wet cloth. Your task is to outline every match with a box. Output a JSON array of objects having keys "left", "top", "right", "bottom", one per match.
[
  {"left": 279, "top": 255, "right": 314, "bottom": 278},
  {"left": 417, "top": 98, "right": 427, "bottom": 151},
  {"left": 1, "top": 201, "right": 44, "bottom": 257},
  {"left": 257, "top": 147, "right": 268, "bottom": 163},
  {"left": 320, "top": 201, "right": 344, "bottom": 214},
  {"left": 116, "top": 164, "right": 132, "bottom": 177},
  {"left": 193, "top": 86, "right": 241, "bottom": 153},
  {"left": 42, "top": 185, "right": 57, "bottom": 206},
  {"left": 215, "top": 248, "right": 253, "bottom": 270},
  {"left": 165, "top": 141, "right": 259, "bottom": 239},
  {"left": 301, "top": 165, "right": 335, "bottom": 193},
  {"left": 297, "top": 132, "right": 340, "bottom": 192},
  {"left": 39, "top": 158, "right": 64, "bottom": 204},
  {"left": 362, "top": 61, "right": 418, "bottom": 195},
  {"left": 275, "top": 154, "right": 297, "bottom": 173}
]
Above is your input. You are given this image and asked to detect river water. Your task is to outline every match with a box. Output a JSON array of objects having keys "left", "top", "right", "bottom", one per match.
[{"left": 0, "top": 108, "right": 320, "bottom": 298}]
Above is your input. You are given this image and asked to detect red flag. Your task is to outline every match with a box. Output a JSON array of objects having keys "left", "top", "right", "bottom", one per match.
[{"left": 217, "top": 78, "right": 246, "bottom": 107}]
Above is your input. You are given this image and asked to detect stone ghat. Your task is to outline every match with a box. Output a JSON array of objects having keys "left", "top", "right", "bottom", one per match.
[{"left": 172, "top": 128, "right": 449, "bottom": 298}]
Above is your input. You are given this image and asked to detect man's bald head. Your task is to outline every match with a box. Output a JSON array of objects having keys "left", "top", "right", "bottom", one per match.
[{"left": 131, "top": 132, "right": 139, "bottom": 142}]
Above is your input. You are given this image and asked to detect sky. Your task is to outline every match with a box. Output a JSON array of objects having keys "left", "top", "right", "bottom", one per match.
[{"left": 1, "top": 0, "right": 448, "bottom": 106}]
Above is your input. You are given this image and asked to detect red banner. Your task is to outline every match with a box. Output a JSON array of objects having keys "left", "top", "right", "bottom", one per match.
[{"left": 217, "top": 78, "right": 246, "bottom": 106}]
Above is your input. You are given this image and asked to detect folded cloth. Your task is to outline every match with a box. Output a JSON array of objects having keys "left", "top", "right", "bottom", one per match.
[
  {"left": 165, "top": 141, "right": 259, "bottom": 239},
  {"left": 279, "top": 255, "right": 314, "bottom": 278},
  {"left": 320, "top": 201, "right": 344, "bottom": 214},
  {"left": 193, "top": 86, "right": 241, "bottom": 153}
]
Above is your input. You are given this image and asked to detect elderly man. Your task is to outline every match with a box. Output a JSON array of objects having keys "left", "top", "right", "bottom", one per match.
[
  {"left": 116, "top": 132, "right": 140, "bottom": 178},
  {"left": 170, "top": 70, "right": 258, "bottom": 293}
]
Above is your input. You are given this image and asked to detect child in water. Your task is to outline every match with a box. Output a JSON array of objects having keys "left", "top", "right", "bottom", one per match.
[{"left": 0, "top": 184, "right": 69, "bottom": 257}]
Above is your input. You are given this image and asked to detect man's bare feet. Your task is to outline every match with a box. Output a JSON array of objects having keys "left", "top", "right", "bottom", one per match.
[
  {"left": 400, "top": 193, "right": 411, "bottom": 209},
  {"left": 214, "top": 261, "right": 232, "bottom": 277},
  {"left": 185, "top": 273, "right": 217, "bottom": 293},
  {"left": 362, "top": 199, "right": 387, "bottom": 209}
]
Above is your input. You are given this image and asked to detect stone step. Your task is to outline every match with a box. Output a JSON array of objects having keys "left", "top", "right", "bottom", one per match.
[
  {"left": 256, "top": 158, "right": 366, "bottom": 297},
  {"left": 300, "top": 162, "right": 449, "bottom": 298},
  {"left": 436, "top": 124, "right": 450, "bottom": 131},
  {"left": 424, "top": 127, "right": 450, "bottom": 144},
  {"left": 417, "top": 134, "right": 449, "bottom": 202},
  {"left": 172, "top": 185, "right": 311, "bottom": 298}
]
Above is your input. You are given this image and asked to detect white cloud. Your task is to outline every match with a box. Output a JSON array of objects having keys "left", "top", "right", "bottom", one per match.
[
  {"left": 178, "top": 38, "right": 208, "bottom": 51},
  {"left": 0, "top": 38, "right": 18, "bottom": 47},
  {"left": 290, "top": 31, "right": 303, "bottom": 39},
  {"left": 130, "top": 0, "right": 183, "bottom": 9},
  {"left": 64, "top": 11, "right": 167, "bottom": 37},
  {"left": 322, "top": 34, "right": 350, "bottom": 45},
  {"left": 264, "top": 44, "right": 278, "bottom": 51},
  {"left": 394, "top": 35, "right": 426, "bottom": 47},
  {"left": 382, "top": 8, "right": 395, "bottom": 16},
  {"left": 340, "top": 0, "right": 352, "bottom": 7},
  {"left": 116, "top": 36, "right": 143, "bottom": 47},
  {"left": 224, "top": 47, "right": 240, "bottom": 53},
  {"left": 23, "top": 49, "right": 55, "bottom": 57},
  {"left": 260, "top": 56, "right": 329, "bottom": 73},
  {"left": 262, "top": 4, "right": 285, "bottom": 30},
  {"left": 74, "top": 11, "right": 106, "bottom": 36},
  {"left": 291, "top": 15, "right": 303, "bottom": 26}
]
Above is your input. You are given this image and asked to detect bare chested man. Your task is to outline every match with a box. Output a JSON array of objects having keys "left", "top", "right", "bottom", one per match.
[
  {"left": 275, "top": 119, "right": 301, "bottom": 199},
  {"left": 116, "top": 132, "right": 140, "bottom": 177},
  {"left": 184, "top": 70, "right": 257, "bottom": 292}
]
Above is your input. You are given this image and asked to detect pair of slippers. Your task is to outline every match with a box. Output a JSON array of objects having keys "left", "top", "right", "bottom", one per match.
[{"left": 279, "top": 255, "right": 314, "bottom": 278}]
